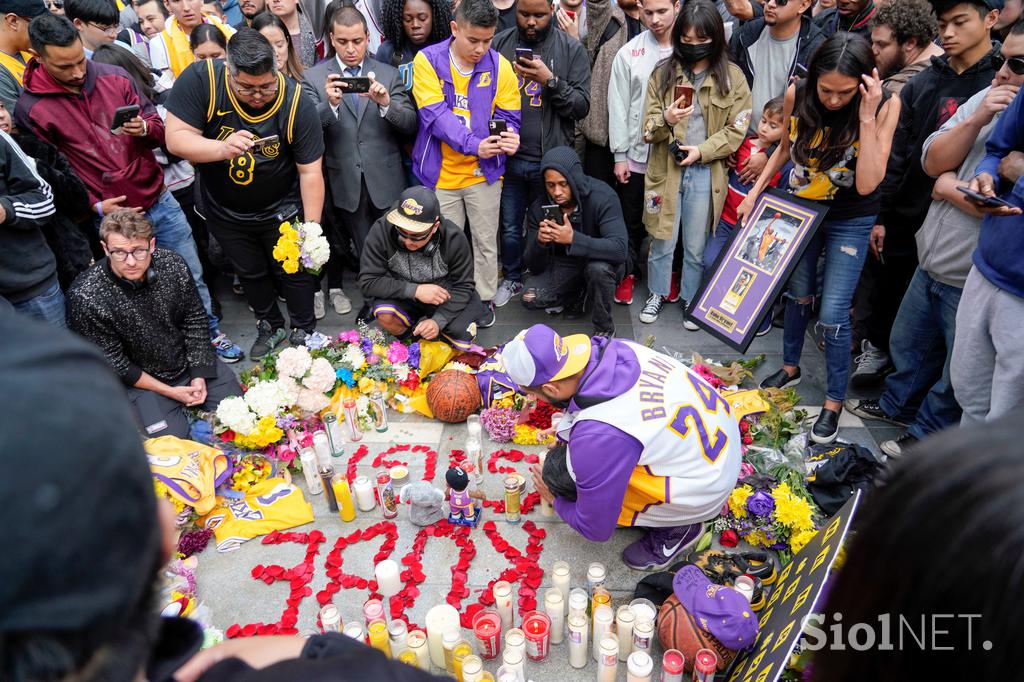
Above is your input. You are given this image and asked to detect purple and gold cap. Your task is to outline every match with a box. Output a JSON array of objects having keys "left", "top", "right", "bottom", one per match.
[{"left": 501, "top": 324, "right": 591, "bottom": 388}]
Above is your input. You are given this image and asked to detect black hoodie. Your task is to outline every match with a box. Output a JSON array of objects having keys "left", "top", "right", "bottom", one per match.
[
  {"left": 523, "top": 146, "right": 628, "bottom": 271},
  {"left": 878, "top": 44, "right": 1002, "bottom": 252}
]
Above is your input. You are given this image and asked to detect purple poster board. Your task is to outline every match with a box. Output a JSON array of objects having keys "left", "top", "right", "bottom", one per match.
[{"left": 686, "top": 188, "right": 827, "bottom": 353}]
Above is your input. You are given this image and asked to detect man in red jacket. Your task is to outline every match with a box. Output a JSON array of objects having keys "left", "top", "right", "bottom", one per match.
[{"left": 15, "top": 13, "right": 243, "bottom": 362}]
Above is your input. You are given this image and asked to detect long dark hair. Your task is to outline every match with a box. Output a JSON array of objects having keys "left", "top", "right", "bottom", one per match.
[
  {"left": 251, "top": 11, "right": 304, "bottom": 79},
  {"left": 189, "top": 22, "right": 228, "bottom": 53},
  {"left": 657, "top": 0, "right": 730, "bottom": 101},
  {"left": 90, "top": 44, "right": 157, "bottom": 103},
  {"left": 380, "top": 0, "right": 453, "bottom": 61},
  {"left": 812, "top": 418, "right": 1024, "bottom": 681},
  {"left": 791, "top": 32, "right": 875, "bottom": 172}
]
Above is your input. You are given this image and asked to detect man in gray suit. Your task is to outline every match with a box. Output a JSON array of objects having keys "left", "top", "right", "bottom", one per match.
[{"left": 302, "top": 4, "right": 417, "bottom": 311}]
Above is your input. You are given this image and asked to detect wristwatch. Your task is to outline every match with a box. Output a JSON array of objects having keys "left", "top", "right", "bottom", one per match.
[{"left": 546, "top": 75, "right": 559, "bottom": 90}]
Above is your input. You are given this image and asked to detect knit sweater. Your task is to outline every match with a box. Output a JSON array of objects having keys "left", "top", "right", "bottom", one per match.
[{"left": 66, "top": 249, "right": 216, "bottom": 386}]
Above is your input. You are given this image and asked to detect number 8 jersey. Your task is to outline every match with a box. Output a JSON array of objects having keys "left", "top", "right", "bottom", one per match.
[{"left": 164, "top": 59, "right": 324, "bottom": 226}]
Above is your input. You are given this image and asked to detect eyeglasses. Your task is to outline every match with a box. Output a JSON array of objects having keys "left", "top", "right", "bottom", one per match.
[
  {"left": 394, "top": 225, "right": 433, "bottom": 242},
  {"left": 765, "top": 0, "right": 792, "bottom": 6},
  {"left": 1002, "top": 55, "right": 1024, "bottom": 75},
  {"left": 46, "top": 0, "right": 64, "bottom": 8},
  {"left": 230, "top": 74, "right": 279, "bottom": 97},
  {"left": 87, "top": 21, "right": 119, "bottom": 35},
  {"left": 108, "top": 246, "right": 151, "bottom": 262}
]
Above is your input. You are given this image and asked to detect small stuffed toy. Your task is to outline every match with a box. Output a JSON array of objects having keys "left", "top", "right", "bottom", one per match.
[
  {"left": 402, "top": 481, "right": 446, "bottom": 526},
  {"left": 445, "top": 466, "right": 485, "bottom": 525}
]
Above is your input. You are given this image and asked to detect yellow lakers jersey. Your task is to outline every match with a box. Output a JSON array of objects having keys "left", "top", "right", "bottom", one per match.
[{"left": 202, "top": 477, "right": 314, "bottom": 551}]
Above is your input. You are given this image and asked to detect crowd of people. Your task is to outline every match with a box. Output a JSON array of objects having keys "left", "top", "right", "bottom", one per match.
[{"left": 1, "top": 0, "right": 1022, "bottom": 446}]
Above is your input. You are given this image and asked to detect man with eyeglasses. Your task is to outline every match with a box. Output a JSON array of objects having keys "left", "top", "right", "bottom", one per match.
[
  {"left": 64, "top": 0, "right": 117, "bottom": 55},
  {"left": 848, "top": 20, "right": 1024, "bottom": 451},
  {"left": 359, "top": 185, "right": 484, "bottom": 348},
  {"left": 67, "top": 210, "right": 244, "bottom": 438},
  {"left": 166, "top": 28, "right": 325, "bottom": 359},
  {"left": 45, "top": 0, "right": 62, "bottom": 14},
  {"left": 0, "top": 0, "right": 48, "bottom": 111}
]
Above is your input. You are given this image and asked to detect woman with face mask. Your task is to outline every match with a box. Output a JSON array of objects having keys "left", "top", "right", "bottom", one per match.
[{"left": 638, "top": 0, "right": 751, "bottom": 328}]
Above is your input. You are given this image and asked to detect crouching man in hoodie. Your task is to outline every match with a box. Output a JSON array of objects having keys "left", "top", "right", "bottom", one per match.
[
  {"left": 505, "top": 323, "right": 743, "bottom": 570},
  {"left": 520, "top": 146, "right": 627, "bottom": 337}
]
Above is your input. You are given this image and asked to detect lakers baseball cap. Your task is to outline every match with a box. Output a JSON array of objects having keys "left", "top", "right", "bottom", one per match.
[
  {"left": 673, "top": 565, "right": 759, "bottom": 650},
  {"left": 386, "top": 186, "right": 441, "bottom": 235},
  {"left": 502, "top": 324, "right": 592, "bottom": 388}
]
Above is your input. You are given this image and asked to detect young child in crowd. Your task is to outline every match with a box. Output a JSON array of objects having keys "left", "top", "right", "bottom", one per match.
[{"left": 702, "top": 96, "right": 787, "bottom": 275}]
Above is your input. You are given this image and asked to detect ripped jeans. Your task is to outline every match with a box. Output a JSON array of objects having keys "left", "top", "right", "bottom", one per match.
[{"left": 783, "top": 214, "right": 873, "bottom": 401}]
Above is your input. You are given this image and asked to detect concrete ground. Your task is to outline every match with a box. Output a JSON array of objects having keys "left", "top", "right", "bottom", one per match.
[{"left": 196, "top": 272, "right": 892, "bottom": 680}]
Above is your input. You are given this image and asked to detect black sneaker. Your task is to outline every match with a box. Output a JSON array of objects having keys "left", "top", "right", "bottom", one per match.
[
  {"left": 564, "top": 294, "right": 587, "bottom": 320},
  {"left": 289, "top": 327, "right": 309, "bottom": 346},
  {"left": 478, "top": 301, "right": 496, "bottom": 328},
  {"left": 881, "top": 433, "right": 918, "bottom": 458},
  {"left": 759, "top": 367, "right": 801, "bottom": 389},
  {"left": 843, "top": 398, "right": 908, "bottom": 426},
  {"left": 593, "top": 326, "right": 615, "bottom": 338},
  {"left": 811, "top": 407, "right": 841, "bottom": 444},
  {"left": 250, "top": 320, "right": 287, "bottom": 360}
]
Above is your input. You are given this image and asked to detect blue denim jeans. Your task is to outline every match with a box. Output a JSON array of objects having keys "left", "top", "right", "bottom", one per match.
[
  {"left": 145, "top": 190, "right": 218, "bottom": 336},
  {"left": 783, "top": 214, "right": 873, "bottom": 402},
  {"left": 703, "top": 218, "right": 734, "bottom": 274},
  {"left": 498, "top": 156, "right": 545, "bottom": 283},
  {"left": 12, "top": 280, "right": 65, "bottom": 327},
  {"left": 649, "top": 163, "right": 711, "bottom": 301},
  {"left": 879, "top": 267, "right": 962, "bottom": 438}
]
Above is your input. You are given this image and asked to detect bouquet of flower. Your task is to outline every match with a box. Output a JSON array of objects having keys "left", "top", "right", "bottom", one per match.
[
  {"left": 714, "top": 473, "right": 820, "bottom": 559},
  {"left": 272, "top": 220, "right": 330, "bottom": 275}
]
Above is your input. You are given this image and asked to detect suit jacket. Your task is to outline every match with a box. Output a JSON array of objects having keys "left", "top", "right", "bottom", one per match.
[{"left": 302, "top": 56, "right": 417, "bottom": 213}]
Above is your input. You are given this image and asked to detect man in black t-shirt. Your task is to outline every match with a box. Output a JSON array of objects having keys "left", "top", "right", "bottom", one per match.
[{"left": 165, "top": 28, "right": 325, "bottom": 359}]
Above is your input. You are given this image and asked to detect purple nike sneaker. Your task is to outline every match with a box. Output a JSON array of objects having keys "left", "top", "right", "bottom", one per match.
[{"left": 622, "top": 523, "right": 706, "bottom": 571}]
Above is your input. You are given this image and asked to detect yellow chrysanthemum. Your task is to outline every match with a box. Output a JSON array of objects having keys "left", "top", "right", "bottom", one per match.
[
  {"left": 279, "top": 221, "right": 293, "bottom": 234},
  {"left": 790, "top": 528, "right": 818, "bottom": 555},
  {"left": 728, "top": 485, "right": 753, "bottom": 518},
  {"left": 775, "top": 493, "right": 815, "bottom": 531},
  {"left": 153, "top": 479, "right": 186, "bottom": 513},
  {"left": 358, "top": 376, "right": 376, "bottom": 393},
  {"left": 770, "top": 481, "right": 794, "bottom": 504},
  {"left": 745, "top": 529, "right": 770, "bottom": 548}
]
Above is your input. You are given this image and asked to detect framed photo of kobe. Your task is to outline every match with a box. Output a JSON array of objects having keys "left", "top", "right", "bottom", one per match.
[{"left": 686, "top": 187, "right": 827, "bottom": 353}]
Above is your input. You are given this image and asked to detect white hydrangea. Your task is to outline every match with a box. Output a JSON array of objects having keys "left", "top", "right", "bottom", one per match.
[
  {"left": 342, "top": 345, "right": 366, "bottom": 371},
  {"left": 244, "top": 379, "right": 293, "bottom": 417},
  {"left": 297, "top": 387, "right": 331, "bottom": 414},
  {"left": 276, "top": 376, "right": 301, "bottom": 404},
  {"left": 304, "top": 235, "right": 331, "bottom": 271},
  {"left": 276, "top": 346, "right": 312, "bottom": 378},
  {"left": 390, "top": 362, "right": 410, "bottom": 379},
  {"left": 301, "top": 221, "right": 323, "bottom": 238},
  {"left": 216, "top": 396, "right": 257, "bottom": 434},
  {"left": 302, "top": 357, "right": 336, "bottom": 394}
]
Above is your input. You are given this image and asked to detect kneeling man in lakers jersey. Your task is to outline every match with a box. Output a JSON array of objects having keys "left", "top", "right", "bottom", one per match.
[{"left": 506, "top": 324, "right": 742, "bottom": 570}]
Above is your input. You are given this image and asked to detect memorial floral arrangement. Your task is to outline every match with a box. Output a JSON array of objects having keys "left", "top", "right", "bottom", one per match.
[
  {"left": 480, "top": 396, "right": 557, "bottom": 445},
  {"left": 714, "top": 471, "right": 820, "bottom": 559},
  {"left": 272, "top": 220, "right": 331, "bottom": 275}
]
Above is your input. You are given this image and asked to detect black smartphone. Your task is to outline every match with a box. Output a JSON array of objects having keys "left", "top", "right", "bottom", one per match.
[
  {"left": 110, "top": 104, "right": 141, "bottom": 133},
  {"left": 337, "top": 76, "right": 371, "bottom": 93},
  {"left": 542, "top": 204, "right": 562, "bottom": 223},
  {"left": 958, "top": 186, "right": 1014, "bottom": 208},
  {"left": 488, "top": 119, "right": 508, "bottom": 136},
  {"left": 515, "top": 47, "right": 533, "bottom": 62},
  {"left": 793, "top": 62, "right": 809, "bottom": 79}
]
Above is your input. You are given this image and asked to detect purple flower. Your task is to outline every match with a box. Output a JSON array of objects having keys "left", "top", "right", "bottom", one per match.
[
  {"left": 408, "top": 342, "right": 421, "bottom": 369},
  {"left": 277, "top": 414, "right": 298, "bottom": 430},
  {"left": 367, "top": 353, "right": 380, "bottom": 365},
  {"left": 361, "top": 337, "right": 374, "bottom": 354},
  {"left": 747, "top": 490, "right": 776, "bottom": 517}
]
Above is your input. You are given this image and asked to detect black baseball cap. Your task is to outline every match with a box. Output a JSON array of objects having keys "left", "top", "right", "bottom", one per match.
[
  {"left": 386, "top": 185, "right": 441, "bottom": 235},
  {"left": 0, "top": 0, "right": 49, "bottom": 17}
]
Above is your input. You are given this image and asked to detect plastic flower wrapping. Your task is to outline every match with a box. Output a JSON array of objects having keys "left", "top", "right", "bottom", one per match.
[
  {"left": 272, "top": 221, "right": 330, "bottom": 275},
  {"left": 714, "top": 475, "right": 820, "bottom": 559}
]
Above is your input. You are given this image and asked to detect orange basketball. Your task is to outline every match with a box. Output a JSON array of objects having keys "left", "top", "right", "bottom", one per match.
[
  {"left": 657, "top": 595, "right": 736, "bottom": 672},
  {"left": 426, "top": 370, "right": 482, "bottom": 423}
]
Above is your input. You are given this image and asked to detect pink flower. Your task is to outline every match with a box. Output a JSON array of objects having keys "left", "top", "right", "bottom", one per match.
[
  {"left": 739, "top": 462, "right": 756, "bottom": 479},
  {"left": 387, "top": 341, "right": 409, "bottom": 364},
  {"left": 338, "top": 330, "right": 360, "bottom": 344},
  {"left": 298, "top": 431, "right": 314, "bottom": 448},
  {"left": 367, "top": 353, "right": 380, "bottom": 365},
  {"left": 277, "top": 446, "right": 297, "bottom": 463}
]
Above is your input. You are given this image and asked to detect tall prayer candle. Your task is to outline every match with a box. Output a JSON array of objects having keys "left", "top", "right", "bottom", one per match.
[
  {"left": 632, "top": 617, "right": 653, "bottom": 654},
  {"left": 567, "top": 613, "right": 588, "bottom": 668},
  {"left": 522, "top": 611, "right": 551, "bottom": 661},
  {"left": 592, "top": 604, "right": 613, "bottom": 662},
  {"left": 424, "top": 604, "right": 459, "bottom": 669},
  {"left": 597, "top": 633, "right": 619, "bottom": 682},
  {"left": 537, "top": 450, "right": 553, "bottom": 516},
  {"left": 544, "top": 588, "right": 565, "bottom": 644},
  {"left": 626, "top": 650, "right": 653, "bottom": 682},
  {"left": 452, "top": 641, "right": 472, "bottom": 681},
  {"left": 552, "top": 561, "right": 571, "bottom": 606},
  {"left": 353, "top": 476, "right": 376, "bottom": 511},
  {"left": 504, "top": 628, "right": 525, "bottom": 661},
  {"left": 343, "top": 622, "right": 365, "bottom": 642},
  {"left": 493, "top": 580, "right": 514, "bottom": 630},
  {"left": 472, "top": 609, "right": 502, "bottom": 660},
  {"left": 661, "top": 649, "right": 685, "bottom": 682},
  {"left": 500, "top": 647, "right": 525, "bottom": 680},
  {"left": 615, "top": 605, "right": 635, "bottom": 661},
  {"left": 368, "top": 620, "right": 391, "bottom": 657},
  {"left": 407, "top": 629, "right": 431, "bottom": 671},
  {"left": 319, "top": 604, "right": 342, "bottom": 633},
  {"left": 568, "top": 588, "right": 588, "bottom": 622},
  {"left": 461, "top": 654, "right": 484, "bottom": 682},
  {"left": 363, "top": 598, "right": 384, "bottom": 628},
  {"left": 331, "top": 473, "right": 357, "bottom": 522},
  {"left": 313, "top": 430, "right": 332, "bottom": 467},
  {"left": 388, "top": 619, "right": 408, "bottom": 658},
  {"left": 298, "top": 448, "right": 323, "bottom": 495}
]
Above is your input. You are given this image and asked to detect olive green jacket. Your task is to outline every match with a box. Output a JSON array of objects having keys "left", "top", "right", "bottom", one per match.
[{"left": 641, "top": 62, "right": 751, "bottom": 240}]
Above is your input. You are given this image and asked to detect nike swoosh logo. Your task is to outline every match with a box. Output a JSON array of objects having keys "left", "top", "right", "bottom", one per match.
[
  {"left": 215, "top": 109, "right": 233, "bottom": 116},
  {"left": 662, "top": 538, "right": 685, "bottom": 558}
]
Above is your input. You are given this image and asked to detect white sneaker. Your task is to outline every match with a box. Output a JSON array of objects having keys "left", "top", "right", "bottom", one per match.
[
  {"left": 493, "top": 279, "right": 524, "bottom": 307},
  {"left": 329, "top": 288, "right": 352, "bottom": 315},
  {"left": 639, "top": 294, "right": 664, "bottom": 324},
  {"left": 313, "top": 291, "right": 326, "bottom": 320},
  {"left": 683, "top": 318, "right": 699, "bottom": 331}
]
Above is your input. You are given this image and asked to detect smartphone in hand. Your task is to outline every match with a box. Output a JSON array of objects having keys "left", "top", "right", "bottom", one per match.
[
  {"left": 542, "top": 204, "right": 562, "bottom": 224},
  {"left": 958, "top": 186, "right": 1014, "bottom": 208},
  {"left": 110, "top": 104, "right": 141, "bottom": 133},
  {"left": 488, "top": 119, "right": 508, "bottom": 136},
  {"left": 515, "top": 47, "right": 533, "bottom": 62},
  {"left": 337, "top": 76, "right": 371, "bottom": 93},
  {"left": 673, "top": 84, "right": 694, "bottom": 108}
]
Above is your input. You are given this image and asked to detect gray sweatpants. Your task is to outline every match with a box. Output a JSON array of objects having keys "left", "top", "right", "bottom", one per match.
[{"left": 950, "top": 267, "right": 1024, "bottom": 425}]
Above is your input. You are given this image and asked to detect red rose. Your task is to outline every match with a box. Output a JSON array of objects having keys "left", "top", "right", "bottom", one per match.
[
  {"left": 219, "top": 429, "right": 236, "bottom": 442},
  {"left": 720, "top": 529, "right": 740, "bottom": 547},
  {"left": 742, "top": 434, "right": 753, "bottom": 445}
]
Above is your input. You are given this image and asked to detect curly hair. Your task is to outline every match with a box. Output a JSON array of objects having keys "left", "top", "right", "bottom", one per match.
[
  {"left": 873, "top": 0, "right": 938, "bottom": 47},
  {"left": 380, "top": 0, "right": 453, "bottom": 55},
  {"left": 100, "top": 210, "right": 154, "bottom": 243}
]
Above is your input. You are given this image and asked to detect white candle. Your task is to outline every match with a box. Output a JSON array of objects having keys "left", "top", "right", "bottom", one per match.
[
  {"left": 628, "top": 599, "right": 657, "bottom": 628},
  {"left": 632, "top": 618, "right": 653, "bottom": 653},
  {"left": 388, "top": 619, "right": 408, "bottom": 658},
  {"left": 552, "top": 561, "right": 571, "bottom": 607},
  {"left": 375, "top": 559, "right": 402, "bottom": 598},
  {"left": 626, "top": 650, "right": 653, "bottom": 682},
  {"left": 493, "top": 581, "right": 514, "bottom": 631},
  {"left": 313, "top": 431, "right": 333, "bottom": 467},
  {"left": 343, "top": 622, "right": 365, "bottom": 641},
  {"left": 615, "top": 606, "right": 635, "bottom": 661},
  {"left": 538, "top": 450, "right": 554, "bottom": 516},
  {"left": 597, "top": 634, "right": 619, "bottom": 682},
  {"left": 592, "top": 604, "right": 613, "bottom": 662},
  {"left": 504, "top": 627, "right": 525, "bottom": 661},
  {"left": 353, "top": 476, "right": 376, "bottom": 511},
  {"left": 734, "top": 575, "right": 755, "bottom": 602},
  {"left": 586, "top": 563, "right": 606, "bottom": 595},
  {"left": 407, "top": 629, "right": 431, "bottom": 671},
  {"left": 500, "top": 647, "right": 525, "bottom": 680},
  {"left": 544, "top": 588, "right": 565, "bottom": 644},
  {"left": 299, "top": 448, "right": 323, "bottom": 495},
  {"left": 567, "top": 614, "right": 588, "bottom": 668},
  {"left": 568, "top": 588, "right": 588, "bottom": 622},
  {"left": 425, "top": 604, "right": 460, "bottom": 670}
]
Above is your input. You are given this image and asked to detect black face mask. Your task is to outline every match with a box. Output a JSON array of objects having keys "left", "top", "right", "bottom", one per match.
[{"left": 678, "top": 42, "right": 714, "bottom": 64}]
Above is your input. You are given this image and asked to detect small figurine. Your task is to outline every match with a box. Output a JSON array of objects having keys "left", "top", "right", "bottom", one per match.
[
  {"left": 401, "top": 481, "right": 446, "bottom": 526},
  {"left": 445, "top": 466, "right": 486, "bottom": 528}
]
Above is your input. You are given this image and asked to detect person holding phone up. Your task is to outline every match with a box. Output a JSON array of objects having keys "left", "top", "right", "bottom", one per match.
[{"left": 639, "top": 1, "right": 750, "bottom": 327}]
